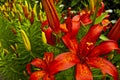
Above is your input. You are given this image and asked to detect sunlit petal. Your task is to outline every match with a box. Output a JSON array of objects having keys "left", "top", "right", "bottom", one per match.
[
  {"left": 80, "top": 13, "right": 92, "bottom": 25},
  {"left": 29, "top": 70, "right": 46, "bottom": 80},
  {"left": 87, "top": 57, "right": 119, "bottom": 80},
  {"left": 79, "top": 24, "right": 103, "bottom": 56},
  {"left": 49, "top": 52, "right": 80, "bottom": 74},
  {"left": 30, "top": 58, "right": 46, "bottom": 69},
  {"left": 75, "top": 63, "right": 93, "bottom": 80},
  {"left": 88, "top": 40, "right": 118, "bottom": 57},
  {"left": 71, "top": 15, "right": 81, "bottom": 37},
  {"left": 43, "top": 74, "right": 55, "bottom": 80},
  {"left": 43, "top": 52, "right": 54, "bottom": 64},
  {"left": 62, "top": 34, "right": 78, "bottom": 54}
]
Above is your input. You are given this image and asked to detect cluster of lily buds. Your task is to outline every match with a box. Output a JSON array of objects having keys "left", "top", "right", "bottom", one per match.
[{"left": 0, "top": 1, "right": 38, "bottom": 24}]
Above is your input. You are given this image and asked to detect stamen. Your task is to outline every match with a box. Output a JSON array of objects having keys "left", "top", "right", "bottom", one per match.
[{"left": 86, "top": 42, "right": 93, "bottom": 46}]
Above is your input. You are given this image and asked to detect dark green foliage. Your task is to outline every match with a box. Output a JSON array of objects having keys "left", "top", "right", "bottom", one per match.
[{"left": 104, "top": 0, "right": 120, "bottom": 20}]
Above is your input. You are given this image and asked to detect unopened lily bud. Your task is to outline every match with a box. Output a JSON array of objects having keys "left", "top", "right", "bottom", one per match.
[
  {"left": 13, "top": 3, "right": 17, "bottom": 13},
  {"left": 20, "top": 29, "right": 31, "bottom": 52},
  {"left": 18, "top": 12, "right": 22, "bottom": 22},
  {"left": 22, "top": 1, "right": 29, "bottom": 18},
  {"left": 2, "top": 5, "right": 6, "bottom": 11},
  {"left": 0, "top": 41, "right": 1, "bottom": 48},
  {"left": 40, "top": 2, "right": 42, "bottom": 9},
  {"left": 33, "top": 3, "right": 37, "bottom": 17},
  {"left": 29, "top": 10, "right": 34, "bottom": 24},
  {"left": 90, "top": 0, "right": 95, "bottom": 13},
  {"left": 22, "top": 5, "right": 29, "bottom": 18},
  {"left": 11, "top": 11, "right": 15, "bottom": 17},
  {"left": 4, "top": 49, "right": 9, "bottom": 54},
  {"left": 25, "top": 1, "right": 28, "bottom": 8},
  {"left": 11, "top": 27, "right": 17, "bottom": 34},
  {"left": 15, "top": 43, "right": 18, "bottom": 50},
  {"left": 5, "top": 2, "right": 9, "bottom": 7},
  {"left": 0, "top": 6, "right": 1, "bottom": 11},
  {"left": 4, "top": 12, "right": 9, "bottom": 17},
  {"left": 38, "top": 9, "right": 44, "bottom": 22},
  {"left": 42, "top": 31, "right": 47, "bottom": 44},
  {"left": 29, "top": 3, "right": 32, "bottom": 12},
  {"left": 10, "top": 45, "right": 16, "bottom": 52}
]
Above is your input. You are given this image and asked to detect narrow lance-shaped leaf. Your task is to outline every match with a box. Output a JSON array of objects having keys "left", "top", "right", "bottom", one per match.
[{"left": 94, "top": 12, "right": 108, "bottom": 24}]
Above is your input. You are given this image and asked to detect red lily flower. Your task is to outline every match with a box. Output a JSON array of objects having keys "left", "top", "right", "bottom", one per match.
[
  {"left": 26, "top": 52, "right": 79, "bottom": 80},
  {"left": 108, "top": 18, "right": 120, "bottom": 41},
  {"left": 62, "top": 24, "right": 119, "bottom": 80},
  {"left": 60, "top": 12, "right": 92, "bottom": 39}
]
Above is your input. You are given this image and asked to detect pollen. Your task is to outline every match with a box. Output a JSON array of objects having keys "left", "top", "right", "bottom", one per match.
[{"left": 86, "top": 42, "right": 93, "bottom": 46}]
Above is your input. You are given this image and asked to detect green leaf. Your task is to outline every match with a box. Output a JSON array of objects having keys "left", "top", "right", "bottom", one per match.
[
  {"left": 94, "top": 12, "right": 108, "bottom": 24},
  {"left": 71, "top": 0, "right": 80, "bottom": 7},
  {"left": 99, "top": 34, "right": 109, "bottom": 41}
]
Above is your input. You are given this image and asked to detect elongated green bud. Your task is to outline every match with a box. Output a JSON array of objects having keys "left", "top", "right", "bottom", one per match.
[
  {"left": 33, "top": 3, "right": 37, "bottom": 17},
  {"left": 13, "top": 3, "right": 17, "bottom": 13},
  {"left": 20, "top": 29, "right": 31, "bottom": 51},
  {"left": 10, "top": 45, "right": 16, "bottom": 52},
  {"left": 42, "top": 31, "right": 47, "bottom": 44},
  {"left": 0, "top": 41, "right": 1, "bottom": 48}
]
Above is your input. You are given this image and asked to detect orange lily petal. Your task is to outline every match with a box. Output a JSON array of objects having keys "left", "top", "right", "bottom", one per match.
[
  {"left": 29, "top": 70, "right": 46, "bottom": 80},
  {"left": 43, "top": 74, "right": 55, "bottom": 80},
  {"left": 71, "top": 15, "right": 81, "bottom": 38},
  {"left": 80, "top": 13, "right": 92, "bottom": 25},
  {"left": 65, "top": 16, "right": 72, "bottom": 33},
  {"left": 43, "top": 52, "right": 54, "bottom": 65},
  {"left": 75, "top": 63, "right": 93, "bottom": 80},
  {"left": 79, "top": 24, "right": 103, "bottom": 56},
  {"left": 49, "top": 52, "right": 80, "bottom": 74},
  {"left": 30, "top": 58, "right": 46, "bottom": 69},
  {"left": 60, "top": 23, "right": 68, "bottom": 33},
  {"left": 41, "top": 0, "right": 60, "bottom": 33},
  {"left": 26, "top": 63, "right": 32, "bottom": 75},
  {"left": 87, "top": 57, "right": 119, "bottom": 80},
  {"left": 63, "top": 15, "right": 81, "bottom": 37},
  {"left": 26, "top": 58, "right": 46, "bottom": 75},
  {"left": 62, "top": 34, "right": 78, "bottom": 54},
  {"left": 88, "top": 40, "right": 118, "bottom": 57}
]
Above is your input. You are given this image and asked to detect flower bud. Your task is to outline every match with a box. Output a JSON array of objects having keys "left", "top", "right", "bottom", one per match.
[
  {"left": 20, "top": 29, "right": 31, "bottom": 52},
  {"left": 42, "top": 31, "right": 47, "bottom": 44}
]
